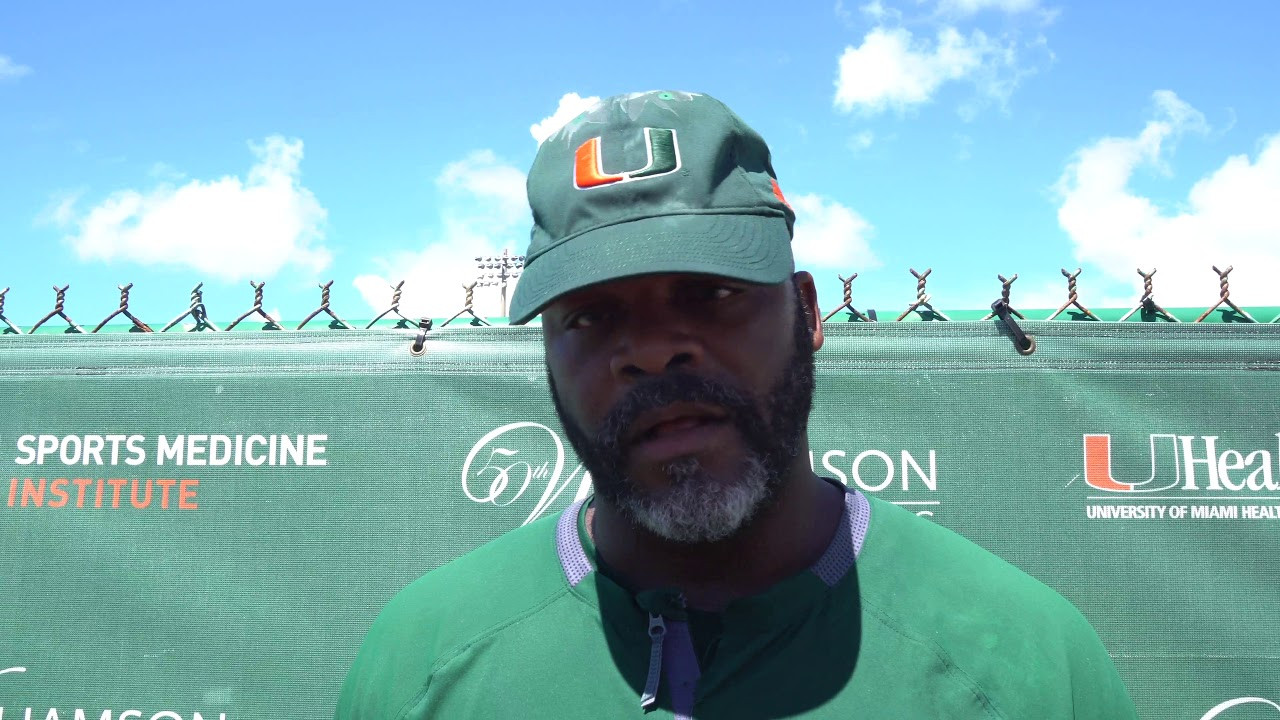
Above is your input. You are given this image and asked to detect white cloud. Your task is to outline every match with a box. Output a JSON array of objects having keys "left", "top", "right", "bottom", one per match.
[
  {"left": 852, "top": 0, "right": 900, "bottom": 22},
  {"left": 57, "top": 136, "right": 330, "bottom": 281},
  {"left": 835, "top": 0, "right": 855, "bottom": 23},
  {"left": 848, "top": 130, "right": 875, "bottom": 151},
  {"left": 1056, "top": 91, "right": 1280, "bottom": 307},
  {"left": 0, "top": 55, "right": 31, "bottom": 81},
  {"left": 834, "top": 26, "right": 1015, "bottom": 114},
  {"left": 790, "top": 193, "right": 880, "bottom": 270},
  {"left": 438, "top": 149, "right": 528, "bottom": 223},
  {"left": 530, "top": 92, "right": 601, "bottom": 145},
  {"left": 148, "top": 162, "right": 187, "bottom": 182},
  {"left": 936, "top": 0, "right": 1038, "bottom": 15},
  {"left": 355, "top": 150, "right": 530, "bottom": 319},
  {"left": 40, "top": 191, "right": 81, "bottom": 228}
]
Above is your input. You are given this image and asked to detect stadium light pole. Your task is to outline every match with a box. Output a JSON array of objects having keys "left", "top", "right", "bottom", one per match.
[{"left": 475, "top": 249, "right": 525, "bottom": 319}]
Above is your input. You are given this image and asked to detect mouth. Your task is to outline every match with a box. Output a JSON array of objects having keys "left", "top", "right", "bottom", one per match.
[
  {"left": 629, "top": 403, "right": 727, "bottom": 441},
  {"left": 624, "top": 403, "right": 732, "bottom": 461}
]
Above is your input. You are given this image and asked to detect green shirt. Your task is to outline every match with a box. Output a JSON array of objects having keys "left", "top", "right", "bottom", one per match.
[{"left": 337, "top": 488, "right": 1137, "bottom": 719}]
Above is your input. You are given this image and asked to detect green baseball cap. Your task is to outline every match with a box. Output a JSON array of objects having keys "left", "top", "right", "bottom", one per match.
[{"left": 509, "top": 90, "right": 796, "bottom": 324}]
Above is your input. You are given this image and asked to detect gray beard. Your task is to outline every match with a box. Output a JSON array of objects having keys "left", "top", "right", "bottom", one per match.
[{"left": 617, "top": 455, "right": 771, "bottom": 543}]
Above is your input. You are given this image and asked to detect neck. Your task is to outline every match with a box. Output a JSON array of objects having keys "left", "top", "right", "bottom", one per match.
[{"left": 587, "top": 457, "right": 843, "bottom": 612}]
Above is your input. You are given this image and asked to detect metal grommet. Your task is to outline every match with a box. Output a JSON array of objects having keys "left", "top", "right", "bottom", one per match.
[
  {"left": 1017, "top": 335, "right": 1037, "bottom": 356},
  {"left": 408, "top": 317, "right": 431, "bottom": 356}
]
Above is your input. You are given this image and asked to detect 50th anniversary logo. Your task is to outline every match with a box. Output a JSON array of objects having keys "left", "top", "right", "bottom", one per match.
[
  {"left": 1075, "top": 432, "right": 1280, "bottom": 521},
  {"left": 460, "top": 421, "right": 943, "bottom": 522}
]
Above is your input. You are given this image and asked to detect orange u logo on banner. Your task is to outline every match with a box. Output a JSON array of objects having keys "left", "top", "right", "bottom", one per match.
[
  {"left": 1082, "top": 433, "right": 1182, "bottom": 493},
  {"left": 574, "top": 127, "right": 681, "bottom": 189}
]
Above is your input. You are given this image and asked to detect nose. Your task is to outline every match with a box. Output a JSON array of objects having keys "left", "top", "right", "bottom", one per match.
[{"left": 609, "top": 311, "right": 702, "bottom": 379}]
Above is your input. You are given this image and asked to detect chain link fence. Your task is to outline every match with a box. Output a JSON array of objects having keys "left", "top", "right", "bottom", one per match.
[{"left": 2, "top": 264, "right": 1278, "bottom": 336}]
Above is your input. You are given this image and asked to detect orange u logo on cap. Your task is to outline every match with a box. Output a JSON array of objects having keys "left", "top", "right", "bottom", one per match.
[{"left": 574, "top": 128, "right": 681, "bottom": 189}]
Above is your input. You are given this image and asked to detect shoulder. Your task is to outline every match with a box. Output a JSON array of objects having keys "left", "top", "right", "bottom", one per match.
[
  {"left": 854, "top": 495, "right": 1136, "bottom": 719},
  {"left": 335, "top": 511, "right": 572, "bottom": 719},
  {"left": 858, "top": 495, "right": 1075, "bottom": 615},
  {"left": 378, "top": 510, "right": 570, "bottom": 635}
]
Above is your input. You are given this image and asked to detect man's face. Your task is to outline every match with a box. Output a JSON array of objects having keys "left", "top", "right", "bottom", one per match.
[{"left": 542, "top": 272, "right": 822, "bottom": 543}]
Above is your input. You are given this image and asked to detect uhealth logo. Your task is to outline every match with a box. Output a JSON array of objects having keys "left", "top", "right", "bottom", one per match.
[{"left": 1083, "top": 433, "right": 1280, "bottom": 493}]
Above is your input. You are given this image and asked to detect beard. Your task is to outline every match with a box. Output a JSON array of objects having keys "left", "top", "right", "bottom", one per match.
[{"left": 548, "top": 293, "right": 816, "bottom": 544}]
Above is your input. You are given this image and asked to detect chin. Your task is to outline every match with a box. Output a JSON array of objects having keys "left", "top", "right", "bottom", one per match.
[{"left": 619, "top": 455, "right": 773, "bottom": 544}]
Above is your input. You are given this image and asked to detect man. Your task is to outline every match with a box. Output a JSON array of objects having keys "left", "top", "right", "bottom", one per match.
[{"left": 336, "top": 91, "right": 1137, "bottom": 719}]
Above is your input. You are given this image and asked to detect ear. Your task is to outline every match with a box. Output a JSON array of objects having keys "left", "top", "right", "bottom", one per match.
[{"left": 792, "top": 271, "right": 824, "bottom": 351}]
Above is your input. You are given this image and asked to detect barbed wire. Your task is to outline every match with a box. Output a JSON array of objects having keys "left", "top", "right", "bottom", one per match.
[
  {"left": 1046, "top": 268, "right": 1099, "bottom": 321},
  {"left": 297, "top": 281, "right": 353, "bottom": 330},
  {"left": 1195, "top": 265, "right": 1255, "bottom": 323},
  {"left": 896, "top": 268, "right": 951, "bottom": 322},
  {"left": 161, "top": 282, "right": 219, "bottom": 332},
  {"left": 1117, "top": 268, "right": 1178, "bottom": 323},
  {"left": 365, "top": 280, "right": 412, "bottom": 329},
  {"left": 93, "top": 283, "right": 153, "bottom": 333},
  {"left": 442, "top": 281, "right": 490, "bottom": 327},
  {"left": 2, "top": 264, "right": 1279, "bottom": 334}
]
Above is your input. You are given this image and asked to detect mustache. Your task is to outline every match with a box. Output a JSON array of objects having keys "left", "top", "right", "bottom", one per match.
[{"left": 594, "top": 373, "right": 761, "bottom": 455}]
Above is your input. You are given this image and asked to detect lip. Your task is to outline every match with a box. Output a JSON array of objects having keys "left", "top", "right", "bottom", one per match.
[
  {"left": 627, "top": 403, "right": 728, "bottom": 443},
  {"left": 626, "top": 403, "right": 733, "bottom": 464}
]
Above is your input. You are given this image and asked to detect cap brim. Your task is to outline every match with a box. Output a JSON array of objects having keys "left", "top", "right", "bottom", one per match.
[{"left": 509, "top": 212, "right": 793, "bottom": 324}]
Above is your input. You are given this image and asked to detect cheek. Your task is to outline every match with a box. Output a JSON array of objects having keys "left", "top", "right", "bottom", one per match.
[
  {"left": 714, "top": 321, "right": 791, "bottom": 389},
  {"left": 547, "top": 344, "right": 612, "bottom": 427}
]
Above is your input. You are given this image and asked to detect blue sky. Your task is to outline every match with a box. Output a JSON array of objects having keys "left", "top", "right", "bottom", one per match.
[{"left": 2, "top": 0, "right": 1278, "bottom": 327}]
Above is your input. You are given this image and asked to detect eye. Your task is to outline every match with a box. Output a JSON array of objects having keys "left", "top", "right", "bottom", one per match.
[
  {"left": 682, "top": 280, "right": 743, "bottom": 303},
  {"left": 565, "top": 311, "right": 596, "bottom": 329},
  {"left": 563, "top": 304, "right": 612, "bottom": 330}
]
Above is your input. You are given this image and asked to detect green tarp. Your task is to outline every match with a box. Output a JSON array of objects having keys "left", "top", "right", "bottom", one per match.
[{"left": 2, "top": 322, "right": 1278, "bottom": 719}]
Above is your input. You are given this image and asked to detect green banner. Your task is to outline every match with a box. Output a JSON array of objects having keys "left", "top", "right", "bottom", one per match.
[{"left": 2, "top": 323, "right": 1278, "bottom": 719}]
